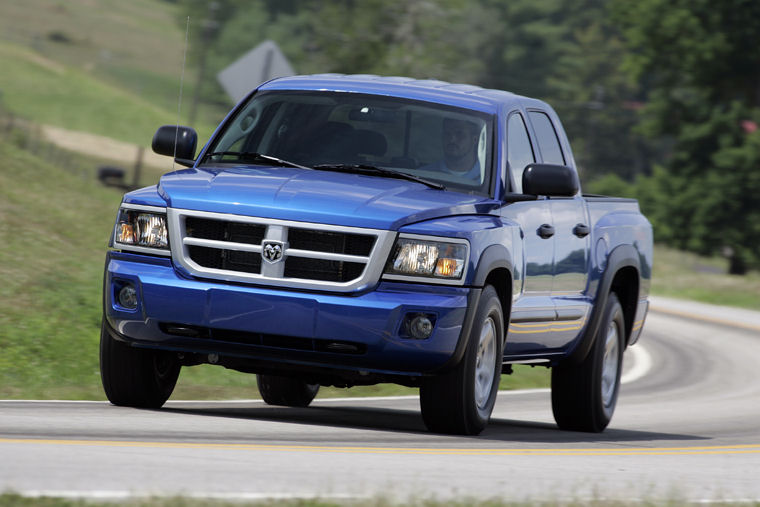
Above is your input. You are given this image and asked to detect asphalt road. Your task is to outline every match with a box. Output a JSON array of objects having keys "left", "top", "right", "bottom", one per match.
[{"left": 1, "top": 300, "right": 759, "bottom": 503}]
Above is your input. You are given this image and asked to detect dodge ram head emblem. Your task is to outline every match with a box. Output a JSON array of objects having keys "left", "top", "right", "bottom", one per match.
[{"left": 261, "top": 240, "right": 284, "bottom": 264}]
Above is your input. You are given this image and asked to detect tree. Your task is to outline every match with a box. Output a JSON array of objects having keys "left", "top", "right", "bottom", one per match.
[{"left": 612, "top": 0, "right": 760, "bottom": 273}]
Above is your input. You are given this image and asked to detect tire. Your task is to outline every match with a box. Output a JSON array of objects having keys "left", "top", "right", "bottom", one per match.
[
  {"left": 419, "top": 285, "right": 504, "bottom": 435},
  {"left": 256, "top": 374, "right": 320, "bottom": 407},
  {"left": 551, "top": 292, "right": 625, "bottom": 432},
  {"left": 100, "top": 319, "right": 181, "bottom": 408}
]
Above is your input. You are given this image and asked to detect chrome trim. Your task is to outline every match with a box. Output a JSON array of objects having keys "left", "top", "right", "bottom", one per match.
[
  {"left": 112, "top": 204, "right": 171, "bottom": 257},
  {"left": 119, "top": 203, "right": 167, "bottom": 213},
  {"left": 183, "top": 237, "right": 263, "bottom": 253},
  {"left": 502, "top": 359, "right": 551, "bottom": 365},
  {"left": 381, "top": 233, "right": 470, "bottom": 286},
  {"left": 286, "top": 249, "right": 369, "bottom": 263},
  {"left": 113, "top": 244, "right": 172, "bottom": 257},
  {"left": 168, "top": 208, "right": 396, "bottom": 292}
]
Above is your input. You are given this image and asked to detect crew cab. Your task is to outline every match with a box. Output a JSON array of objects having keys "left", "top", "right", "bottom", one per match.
[{"left": 100, "top": 74, "right": 652, "bottom": 435}]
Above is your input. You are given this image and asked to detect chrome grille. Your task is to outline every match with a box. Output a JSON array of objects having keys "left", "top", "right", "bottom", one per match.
[{"left": 168, "top": 209, "right": 396, "bottom": 291}]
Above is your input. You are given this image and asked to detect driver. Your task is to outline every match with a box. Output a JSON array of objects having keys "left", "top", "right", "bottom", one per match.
[{"left": 423, "top": 117, "right": 481, "bottom": 181}]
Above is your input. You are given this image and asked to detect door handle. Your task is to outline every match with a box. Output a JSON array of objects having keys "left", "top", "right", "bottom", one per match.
[
  {"left": 573, "top": 223, "right": 590, "bottom": 238},
  {"left": 537, "top": 224, "right": 555, "bottom": 239}
]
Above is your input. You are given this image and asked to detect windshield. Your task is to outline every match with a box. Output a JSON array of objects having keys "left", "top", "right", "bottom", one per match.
[{"left": 203, "top": 90, "right": 495, "bottom": 196}]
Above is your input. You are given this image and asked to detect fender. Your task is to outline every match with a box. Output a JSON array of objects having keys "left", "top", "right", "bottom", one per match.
[
  {"left": 565, "top": 243, "right": 640, "bottom": 364},
  {"left": 433, "top": 244, "right": 513, "bottom": 373},
  {"left": 472, "top": 243, "right": 513, "bottom": 288}
]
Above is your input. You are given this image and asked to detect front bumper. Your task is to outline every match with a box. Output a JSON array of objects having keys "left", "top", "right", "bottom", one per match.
[{"left": 104, "top": 251, "right": 474, "bottom": 376}]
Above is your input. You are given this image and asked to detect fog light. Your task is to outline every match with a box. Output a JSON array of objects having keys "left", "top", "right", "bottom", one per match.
[
  {"left": 404, "top": 313, "right": 436, "bottom": 340},
  {"left": 117, "top": 284, "right": 138, "bottom": 310}
]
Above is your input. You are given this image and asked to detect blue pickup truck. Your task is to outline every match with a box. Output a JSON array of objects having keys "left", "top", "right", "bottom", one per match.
[{"left": 101, "top": 74, "right": 652, "bottom": 435}]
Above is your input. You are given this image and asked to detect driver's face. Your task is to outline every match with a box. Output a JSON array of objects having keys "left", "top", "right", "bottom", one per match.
[{"left": 443, "top": 120, "right": 476, "bottom": 159}]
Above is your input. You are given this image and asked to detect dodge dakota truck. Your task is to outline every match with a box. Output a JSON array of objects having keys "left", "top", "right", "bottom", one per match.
[{"left": 101, "top": 74, "right": 652, "bottom": 435}]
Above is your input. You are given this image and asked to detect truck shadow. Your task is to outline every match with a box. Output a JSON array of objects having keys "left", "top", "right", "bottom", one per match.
[{"left": 158, "top": 404, "right": 707, "bottom": 445}]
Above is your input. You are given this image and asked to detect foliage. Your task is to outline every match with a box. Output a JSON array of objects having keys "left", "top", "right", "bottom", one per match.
[
  {"left": 652, "top": 245, "right": 760, "bottom": 309},
  {"left": 612, "top": 0, "right": 760, "bottom": 273},
  {"left": 177, "top": 0, "right": 659, "bottom": 183},
  {"left": 170, "top": 0, "right": 760, "bottom": 273}
]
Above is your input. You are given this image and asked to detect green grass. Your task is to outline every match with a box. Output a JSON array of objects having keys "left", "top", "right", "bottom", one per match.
[
  {"left": 0, "top": 136, "right": 120, "bottom": 398},
  {"left": 651, "top": 244, "right": 760, "bottom": 310},
  {"left": 0, "top": 42, "right": 216, "bottom": 148},
  {"left": 0, "top": 0, "right": 185, "bottom": 78},
  {"left": 0, "top": 0, "right": 226, "bottom": 148},
  {"left": 0, "top": 0, "right": 229, "bottom": 122}
]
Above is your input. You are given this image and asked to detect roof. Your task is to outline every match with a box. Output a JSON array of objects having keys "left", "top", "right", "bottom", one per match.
[{"left": 258, "top": 74, "right": 526, "bottom": 114}]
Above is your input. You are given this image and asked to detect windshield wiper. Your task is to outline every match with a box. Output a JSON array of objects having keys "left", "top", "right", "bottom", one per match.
[
  {"left": 313, "top": 163, "right": 445, "bottom": 190},
  {"left": 205, "top": 151, "right": 312, "bottom": 170}
]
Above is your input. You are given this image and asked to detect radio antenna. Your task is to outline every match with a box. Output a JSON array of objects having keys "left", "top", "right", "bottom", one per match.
[{"left": 174, "top": 15, "right": 190, "bottom": 170}]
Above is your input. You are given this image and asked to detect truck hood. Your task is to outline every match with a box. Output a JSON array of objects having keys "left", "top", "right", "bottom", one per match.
[{"left": 157, "top": 165, "right": 497, "bottom": 230}]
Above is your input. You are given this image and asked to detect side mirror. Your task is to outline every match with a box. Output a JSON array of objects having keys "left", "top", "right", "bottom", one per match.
[
  {"left": 152, "top": 125, "right": 198, "bottom": 164},
  {"left": 522, "top": 163, "right": 579, "bottom": 197}
]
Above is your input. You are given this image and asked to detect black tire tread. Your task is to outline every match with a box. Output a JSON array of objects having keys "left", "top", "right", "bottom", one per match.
[
  {"left": 420, "top": 285, "right": 504, "bottom": 435},
  {"left": 100, "top": 320, "right": 180, "bottom": 408},
  {"left": 551, "top": 293, "right": 624, "bottom": 432},
  {"left": 256, "top": 374, "right": 319, "bottom": 407}
]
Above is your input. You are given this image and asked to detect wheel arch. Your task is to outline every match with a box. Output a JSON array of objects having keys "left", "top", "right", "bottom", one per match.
[
  {"left": 610, "top": 266, "right": 639, "bottom": 346},
  {"left": 484, "top": 268, "right": 512, "bottom": 344},
  {"left": 566, "top": 244, "right": 640, "bottom": 364},
  {"left": 474, "top": 244, "right": 513, "bottom": 344},
  {"left": 435, "top": 245, "right": 513, "bottom": 372}
]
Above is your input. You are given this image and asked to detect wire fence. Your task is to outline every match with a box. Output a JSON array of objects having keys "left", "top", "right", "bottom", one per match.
[
  {"left": 0, "top": 107, "right": 145, "bottom": 189},
  {"left": 0, "top": 108, "right": 80, "bottom": 174}
]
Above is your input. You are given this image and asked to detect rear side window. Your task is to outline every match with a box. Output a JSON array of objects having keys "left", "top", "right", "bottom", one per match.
[{"left": 528, "top": 111, "right": 565, "bottom": 165}]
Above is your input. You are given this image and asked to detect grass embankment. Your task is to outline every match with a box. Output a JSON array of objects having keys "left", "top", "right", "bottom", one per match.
[
  {"left": 0, "top": 138, "right": 243, "bottom": 399},
  {"left": 651, "top": 245, "right": 760, "bottom": 309},
  {"left": 0, "top": 42, "right": 179, "bottom": 147},
  {"left": 0, "top": 0, "right": 222, "bottom": 151}
]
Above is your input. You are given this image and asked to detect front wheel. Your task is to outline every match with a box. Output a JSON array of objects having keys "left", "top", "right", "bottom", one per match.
[
  {"left": 100, "top": 320, "right": 181, "bottom": 408},
  {"left": 419, "top": 285, "right": 504, "bottom": 435},
  {"left": 551, "top": 292, "right": 625, "bottom": 432},
  {"left": 256, "top": 374, "right": 320, "bottom": 407}
]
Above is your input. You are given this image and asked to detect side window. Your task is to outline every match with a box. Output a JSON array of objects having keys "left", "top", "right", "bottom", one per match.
[
  {"left": 528, "top": 111, "right": 565, "bottom": 165},
  {"left": 507, "top": 113, "right": 535, "bottom": 193}
]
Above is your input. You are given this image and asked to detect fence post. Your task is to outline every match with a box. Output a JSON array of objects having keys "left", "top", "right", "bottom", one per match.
[{"left": 132, "top": 146, "right": 144, "bottom": 189}]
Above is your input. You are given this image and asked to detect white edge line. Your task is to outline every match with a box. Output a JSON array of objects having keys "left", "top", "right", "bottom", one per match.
[{"left": 621, "top": 343, "right": 652, "bottom": 385}]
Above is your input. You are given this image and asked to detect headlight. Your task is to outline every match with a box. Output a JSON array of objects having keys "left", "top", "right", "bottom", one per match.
[
  {"left": 114, "top": 208, "right": 169, "bottom": 250},
  {"left": 384, "top": 236, "right": 468, "bottom": 282}
]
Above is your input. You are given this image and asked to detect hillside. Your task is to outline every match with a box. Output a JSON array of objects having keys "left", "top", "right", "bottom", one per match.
[
  {"left": 0, "top": 0, "right": 220, "bottom": 151},
  {"left": 0, "top": 136, "right": 548, "bottom": 399},
  {"left": 0, "top": 136, "right": 260, "bottom": 399}
]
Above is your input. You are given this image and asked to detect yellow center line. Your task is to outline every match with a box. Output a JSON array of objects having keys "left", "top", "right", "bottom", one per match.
[{"left": 1, "top": 438, "right": 759, "bottom": 456}]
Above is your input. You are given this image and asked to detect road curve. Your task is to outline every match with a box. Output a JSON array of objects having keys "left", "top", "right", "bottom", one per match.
[{"left": 1, "top": 299, "right": 759, "bottom": 503}]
